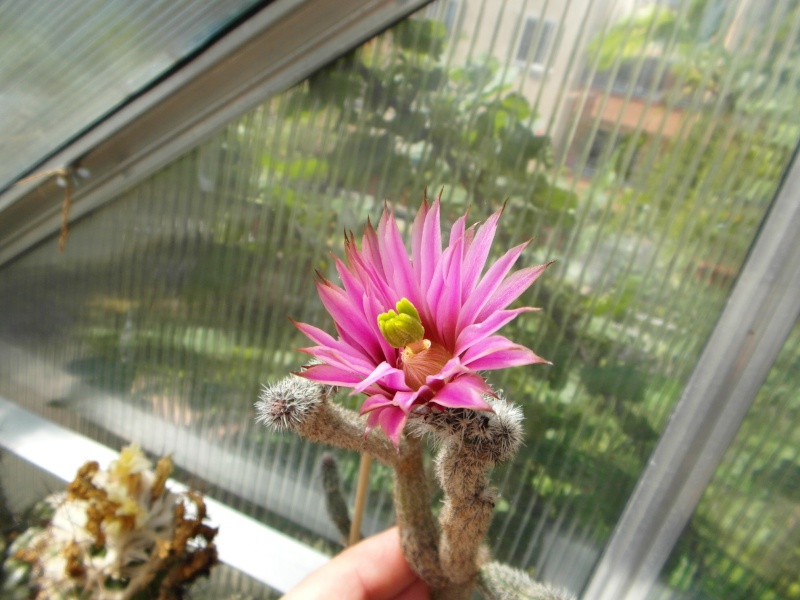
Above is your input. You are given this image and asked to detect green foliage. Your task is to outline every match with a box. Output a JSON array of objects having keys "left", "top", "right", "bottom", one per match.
[
  {"left": 393, "top": 18, "right": 447, "bottom": 58},
  {"left": 291, "top": 19, "right": 565, "bottom": 227},
  {"left": 587, "top": 6, "right": 678, "bottom": 70},
  {"left": 580, "top": 364, "right": 649, "bottom": 404}
]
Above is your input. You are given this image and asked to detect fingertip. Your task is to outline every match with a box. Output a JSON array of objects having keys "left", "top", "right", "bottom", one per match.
[
  {"left": 395, "top": 577, "right": 431, "bottom": 600},
  {"left": 285, "top": 527, "right": 422, "bottom": 600}
]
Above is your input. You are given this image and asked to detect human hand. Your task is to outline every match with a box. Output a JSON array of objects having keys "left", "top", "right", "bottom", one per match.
[{"left": 283, "top": 527, "right": 430, "bottom": 600}]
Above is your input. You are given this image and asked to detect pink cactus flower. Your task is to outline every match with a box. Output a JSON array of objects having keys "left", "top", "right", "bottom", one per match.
[{"left": 294, "top": 193, "right": 550, "bottom": 447}]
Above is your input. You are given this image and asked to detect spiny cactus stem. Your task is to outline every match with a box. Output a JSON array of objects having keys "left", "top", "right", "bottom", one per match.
[
  {"left": 477, "top": 562, "right": 577, "bottom": 600},
  {"left": 296, "top": 401, "right": 398, "bottom": 466},
  {"left": 393, "top": 435, "right": 448, "bottom": 590},
  {"left": 259, "top": 377, "right": 541, "bottom": 597},
  {"left": 257, "top": 375, "right": 398, "bottom": 466},
  {"left": 436, "top": 438, "right": 496, "bottom": 592},
  {"left": 433, "top": 582, "right": 478, "bottom": 600},
  {"left": 319, "top": 454, "right": 352, "bottom": 543}
]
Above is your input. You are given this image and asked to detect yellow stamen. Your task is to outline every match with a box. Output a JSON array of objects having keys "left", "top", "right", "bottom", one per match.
[{"left": 401, "top": 339, "right": 431, "bottom": 362}]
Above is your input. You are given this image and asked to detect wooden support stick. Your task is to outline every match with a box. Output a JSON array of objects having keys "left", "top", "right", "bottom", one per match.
[{"left": 349, "top": 453, "right": 372, "bottom": 546}]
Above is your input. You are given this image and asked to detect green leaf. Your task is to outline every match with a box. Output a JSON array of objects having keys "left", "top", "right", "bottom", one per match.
[
  {"left": 580, "top": 364, "right": 649, "bottom": 404},
  {"left": 393, "top": 19, "right": 446, "bottom": 59},
  {"left": 287, "top": 157, "right": 328, "bottom": 180},
  {"left": 500, "top": 92, "right": 532, "bottom": 120}
]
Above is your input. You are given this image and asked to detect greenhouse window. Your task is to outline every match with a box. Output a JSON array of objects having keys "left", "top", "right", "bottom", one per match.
[{"left": 0, "top": 0, "right": 798, "bottom": 599}]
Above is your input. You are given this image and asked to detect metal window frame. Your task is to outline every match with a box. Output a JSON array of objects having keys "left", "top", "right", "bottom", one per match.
[
  {"left": 582, "top": 147, "right": 800, "bottom": 600},
  {"left": 0, "top": 0, "right": 429, "bottom": 268}
]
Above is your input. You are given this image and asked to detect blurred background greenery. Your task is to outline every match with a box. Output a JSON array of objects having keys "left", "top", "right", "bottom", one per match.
[{"left": 0, "top": 0, "right": 798, "bottom": 598}]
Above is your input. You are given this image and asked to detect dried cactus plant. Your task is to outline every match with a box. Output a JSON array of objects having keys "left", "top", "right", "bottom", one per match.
[
  {"left": 1, "top": 444, "right": 217, "bottom": 599},
  {"left": 256, "top": 194, "right": 572, "bottom": 599}
]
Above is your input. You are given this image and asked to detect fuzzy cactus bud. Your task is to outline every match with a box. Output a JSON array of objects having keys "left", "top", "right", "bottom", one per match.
[{"left": 255, "top": 374, "right": 331, "bottom": 430}]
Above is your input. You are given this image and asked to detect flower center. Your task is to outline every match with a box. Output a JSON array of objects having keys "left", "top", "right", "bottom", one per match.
[
  {"left": 400, "top": 340, "right": 450, "bottom": 390},
  {"left": 378, "top": 299, "right": 450, "bottom": 390}
]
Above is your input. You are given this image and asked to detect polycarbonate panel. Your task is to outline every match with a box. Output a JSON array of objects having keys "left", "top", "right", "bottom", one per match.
[
  {"left": 647, "top": 322, "right": 800, "bottom": 600},
  {"left": 0, "top": 0, "right": 798, "bottom": 596},
  {"left": 0, "top": 0, "right": 260, "bottom": 190}
]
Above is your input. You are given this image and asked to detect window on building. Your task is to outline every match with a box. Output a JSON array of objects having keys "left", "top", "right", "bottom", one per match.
[{"left": 516, "top": 16, "right": 557, "bottom": 68}]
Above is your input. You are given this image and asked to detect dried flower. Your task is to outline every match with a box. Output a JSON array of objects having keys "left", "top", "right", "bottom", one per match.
[
  {"left": 7, "top": 444, "right": 217, "bottom": 599},
  {"left": 295, "top": 193, "right": 550, "bottom": 446}
]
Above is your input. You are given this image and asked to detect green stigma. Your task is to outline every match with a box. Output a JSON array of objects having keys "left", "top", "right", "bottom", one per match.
[{"left": 377, "top": 298, "right": 425, "bottom": 348}]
